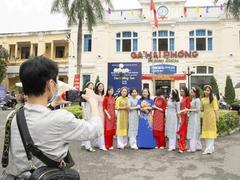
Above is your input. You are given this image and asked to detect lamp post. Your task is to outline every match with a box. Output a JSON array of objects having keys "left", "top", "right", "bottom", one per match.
[{"left": 183, "top": 66, "right": 194, "bottom": 90}]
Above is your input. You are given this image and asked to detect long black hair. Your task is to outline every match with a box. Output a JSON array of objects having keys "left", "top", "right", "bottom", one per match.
[
  {"left": 191, "top": 87, "right": 200, "bottom": 98},
  {"left": 203, "top": 85, "right": 214, "bottom": 103},
  {"left": 140, "top": 88, "right": 150, "bottom": 100},
  {"left": 130, "top": 88, "right": 138, "bottom": 96},
  {"left": 105, "top": 86, "right": 114, "bottom": 97},
  {"left": 171, "top": 89, "right": 180, "bottom": 102},
  {"left": 95, "top": 82, "right": 105, "bottom": 96},
  {"left": 180, "top": 86, "right": 190, "bottom": 97}
]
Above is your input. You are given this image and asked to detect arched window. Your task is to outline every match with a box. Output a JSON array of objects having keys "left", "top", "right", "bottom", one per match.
[
  {"left": 116, "top": 31, "right": 138, "bottom": 52},
  {"left": 191, "top": 66, "right": 214, "bottom": 88},
  {"left": 189, "top": 29, "right": 213, "bottom": 51},
  {"left": 152, "top": 30, "right": 174, "bottom": 51}
]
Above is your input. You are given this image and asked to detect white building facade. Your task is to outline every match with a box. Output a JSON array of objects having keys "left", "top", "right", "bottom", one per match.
[{"left": 69, "top": 0, "right": 240, "bottom": 97}]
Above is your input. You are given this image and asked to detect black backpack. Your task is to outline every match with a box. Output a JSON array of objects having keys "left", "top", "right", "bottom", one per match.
[{"left": 1, "top": 107, "right": 80, "bottom": 180}]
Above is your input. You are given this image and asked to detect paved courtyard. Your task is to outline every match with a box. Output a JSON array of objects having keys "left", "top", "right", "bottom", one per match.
[{"left": 1, "top": 109, "right": 240, "bottom": 180}]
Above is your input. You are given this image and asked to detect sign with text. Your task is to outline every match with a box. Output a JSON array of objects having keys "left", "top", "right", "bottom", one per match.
[
  {"left": 108, "top": 62, "right": 142, "bottom": 96},
  {"left": 150, "top": 64, "right": 177, "bottom": 74}
]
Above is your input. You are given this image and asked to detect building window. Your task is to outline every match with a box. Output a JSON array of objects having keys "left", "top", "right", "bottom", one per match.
[
  {"left": 21, "top": 47, "right": 30, "bottom": 59},
  {"left": 191, "top": 66, "right": 214, "bottom": 88},
  {"left": 189, "top": 29, "right": 213, "bottom": 51},
  {"left": 55, "top": 46, "right": 65, "bottom": 58},
  {"left": 116, "top": 31, "right": 138, "bottom": 52},
  {"left": 82, "top": 74, "right": 91, "bottom": 88},
  {"left": 152, "top": 30, "right": 175, "bottom": 51},
  {"left": 84, "top": 34, "right": 92, "bottom": 52}
]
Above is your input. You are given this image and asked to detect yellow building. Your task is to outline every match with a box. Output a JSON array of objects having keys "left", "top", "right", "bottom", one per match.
[{"left": 0, "top": 30, "right": 70, "bottom": 89}]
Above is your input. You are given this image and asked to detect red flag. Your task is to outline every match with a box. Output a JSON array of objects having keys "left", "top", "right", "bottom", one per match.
[
  {"left": 150, "top": 0, "right": 158, "bottom": 28},
  {"left": 184, "top": 7, "right": 187, "bottom": 17},
  {"left": 73, "top": 74, "right": 80, "bottom": 90}
]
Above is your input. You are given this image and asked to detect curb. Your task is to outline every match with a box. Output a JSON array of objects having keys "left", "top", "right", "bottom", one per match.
[{"left": 219, "top": 127, "right": 240, "bottom": 136}]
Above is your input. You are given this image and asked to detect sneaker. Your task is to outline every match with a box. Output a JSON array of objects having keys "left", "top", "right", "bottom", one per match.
[
  {"left": 202, "top": 151, "right": 211, "bottom": 155},
  {"left": 159, "top": 147, "right": 165, "bottom": 150},
  {"left": 109, "top": 147, "right": 114, "bottom": 150},
  {"left": 168, "top": 148, "right": 175, "bottom": 152},
  {"left": 100, "top": 147, "right": 108, "bottom": 151},
  {"left": 178, "top": 150, "right": 184, "bottom": 153},
  {"left": 131, "top": 146, "right": 138, "bottom": 150},
  {"left": 87, "top": 147, "right": 96, "bottom": 152}
]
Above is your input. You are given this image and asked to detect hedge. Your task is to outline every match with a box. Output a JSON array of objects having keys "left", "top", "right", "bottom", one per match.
[
  {"left": 64, "top": 105, "right": 83, "bottom": 119},
  {"left": 217, "top": 110, "right": 239, "bottom": 135}
]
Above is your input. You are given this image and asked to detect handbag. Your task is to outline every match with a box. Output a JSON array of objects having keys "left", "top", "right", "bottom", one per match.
[{"left": 1, "top": 107, "right": 80, "bottom": 180}]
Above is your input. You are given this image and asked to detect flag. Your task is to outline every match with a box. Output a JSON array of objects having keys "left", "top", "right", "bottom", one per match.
[
  {"left": 220, "top": 4, "right": 223, "bottom": 11},
  {"left": 131, "top": 10, "right": 135, "bottom": 16},
  {"left": 206, "top": 6, "right": 209, "bottom": 13},
  {"left": 184, "top": 6, "right": 187, "bottom": 17},
  {"left": 150, "top": 0, "right": 158, "bottom": 28},
  {"left": 195, "top": 7, "right": 200, "bottom": 14},
  {"left": 108, "top": 8, "right": 111, "bottom": 14}
]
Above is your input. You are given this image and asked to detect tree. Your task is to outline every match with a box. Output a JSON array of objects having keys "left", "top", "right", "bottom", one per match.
[
  {"left": 0, "top": 48, "right": 9, "bottom": 84},
  {"left": 209, "top": 76, "right": 220, "bottom": 100},
  {"left": 51, "top": 0, "right": 112, "bottom": 85},
  {"left": 216, "top": 0, "right": 240, "bottom": 19},
  {"left": 94, "top": 75, "right": 100, "bottom": 88},
  {"left": 224, "top": 75, "right": 235, "bottom": 104}
]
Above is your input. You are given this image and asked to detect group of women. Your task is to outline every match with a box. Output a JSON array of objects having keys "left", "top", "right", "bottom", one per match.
[{"left": 81, "top": 82, "right": 219, "bottom": 155}]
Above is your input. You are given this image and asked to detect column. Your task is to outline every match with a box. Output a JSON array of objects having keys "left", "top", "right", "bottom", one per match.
[
  {"left": 15, "top": 43, "right": 18, "bottom": 60},
  {"left": 50, "top": 41, "right": 54, "bottom": 60}
]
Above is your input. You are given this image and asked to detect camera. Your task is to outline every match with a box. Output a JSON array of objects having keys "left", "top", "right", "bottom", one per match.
[{"left": 65, "top": 90, "right": 86, "bottom": 102}]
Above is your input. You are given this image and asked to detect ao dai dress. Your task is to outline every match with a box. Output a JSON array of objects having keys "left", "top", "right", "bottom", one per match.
[
  {"left": 178, "top": 96, "right": 191, "bottom": 151},
  {"left": 187, "top": 98, "right": 202, "bottom": 151},
  {"left": 103, "top": 96, "right": 116, "bottom": 149},
  {"left": 128, "top": 96, "right": 139, "bottom": 148},
  {"left": 137, "top": 98, "right": 156, "bottom": 149},
  {"left": 116, "top": 96, "right": 128, "bottom": 148},
  {"left": 165, "top": 99, "right": 180, "bottom": 150},
  {"left": 153, "top": 96, "right": 167, "bottom": 148}
]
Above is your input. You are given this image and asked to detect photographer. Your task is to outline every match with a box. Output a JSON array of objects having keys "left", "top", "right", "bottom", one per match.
[{"left": 3, "top": 56, "right": 103, "bottom": 178}]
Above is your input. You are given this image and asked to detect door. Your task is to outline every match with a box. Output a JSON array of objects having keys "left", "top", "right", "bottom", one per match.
[{"left": 155, "top": 80, "right": 171, "bottom": 98}]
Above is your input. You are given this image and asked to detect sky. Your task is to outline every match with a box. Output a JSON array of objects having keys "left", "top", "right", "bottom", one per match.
[{"left": 0, "top": 0, "right": 226, "bottom": 34}]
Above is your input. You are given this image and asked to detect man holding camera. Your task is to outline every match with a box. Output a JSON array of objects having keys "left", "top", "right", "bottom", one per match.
[{"left": 2, "top": 56, "right": 103, "bottom": 178}]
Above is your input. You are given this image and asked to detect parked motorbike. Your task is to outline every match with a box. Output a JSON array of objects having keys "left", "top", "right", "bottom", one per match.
[{"left": 0, "top": 98, "right": 17, "bottom": 110}]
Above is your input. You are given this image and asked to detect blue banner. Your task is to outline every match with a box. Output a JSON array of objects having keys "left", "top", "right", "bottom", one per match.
[
  {"left": 0, "top": 85, "right": 6, "bottom": 103},
  {"left": 150, "top": 64, "right": 177, "bottom": 74},
  {"left": 108, "top": 62, "right": 142, "bottom": 96}
]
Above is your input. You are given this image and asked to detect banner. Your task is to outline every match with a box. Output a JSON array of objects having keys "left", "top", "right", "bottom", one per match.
[
  {"left": 73, "top": 74, "right": 80, "bottom": 91},
  {"left": 108, "top": 62, "right": 142, "bottom": 96},
  {"left": 150, "top": 64, "right": 177, "bottom": 74}
]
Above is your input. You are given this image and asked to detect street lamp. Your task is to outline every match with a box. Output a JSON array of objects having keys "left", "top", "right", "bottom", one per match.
[
  {"left": 183, "top": 66, "right": 195, "bottom": 90},
  {"left": 113, "top": 63, "right": 130, "bottom": 86}
]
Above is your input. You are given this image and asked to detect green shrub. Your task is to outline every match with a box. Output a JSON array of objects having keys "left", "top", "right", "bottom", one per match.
[
  {"left": 217, "top": 110, "right": 239, "bottom": 135},
  {"left": 201, "top": 110, "right": 239, "bottom": 135},
  {"left": 209, "top": 76, "right": 220, "bottom": 100},
  {"left": 64, "top": 105, "right": 83, "bottom": 119},
  {"left": 225, "top": 75, "right": 235, "bottom": 104}
]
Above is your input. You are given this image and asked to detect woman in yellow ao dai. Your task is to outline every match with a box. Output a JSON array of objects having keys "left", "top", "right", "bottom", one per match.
[{"left": 201, "top": 85, "right": 219, "bottom": 155}]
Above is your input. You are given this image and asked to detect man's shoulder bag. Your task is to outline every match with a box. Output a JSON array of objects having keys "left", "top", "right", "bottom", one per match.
[{"left": 1, "top": 107, "right": 80, "bottom": 180}]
